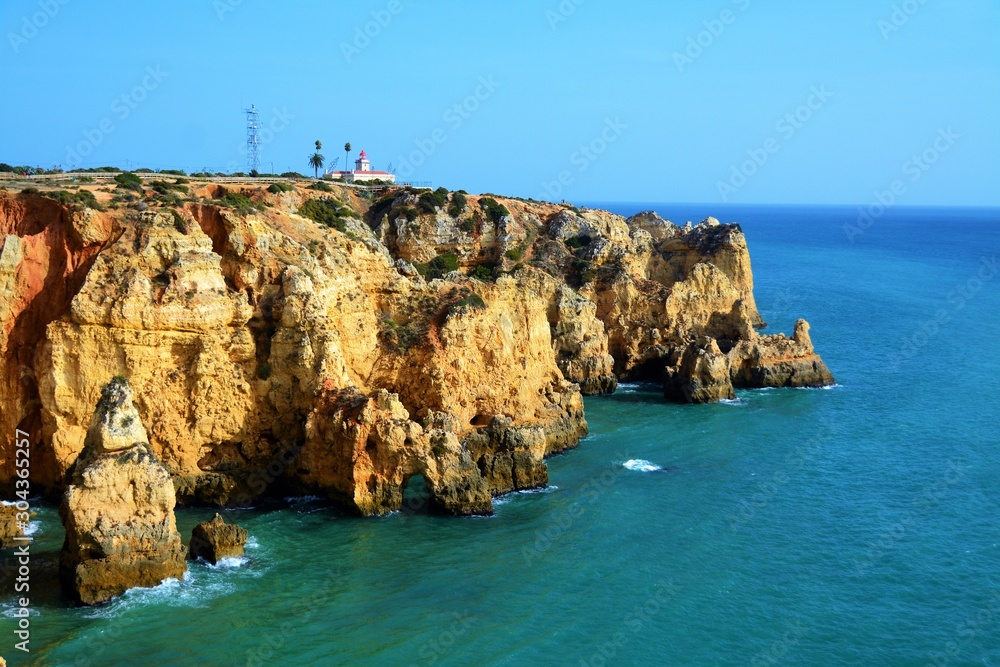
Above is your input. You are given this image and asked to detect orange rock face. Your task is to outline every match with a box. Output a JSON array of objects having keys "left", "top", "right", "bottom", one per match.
[
  {"left": 1, "top": 194, "right": 115, "bottom": 487},
  {"left": 0, "top": 183, "right": 832, "bottom": 514}
]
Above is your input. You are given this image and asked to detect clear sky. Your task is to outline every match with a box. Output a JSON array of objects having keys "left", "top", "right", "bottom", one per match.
[{"left": 1, "top": 0, "right": 997, "bottom": 206}]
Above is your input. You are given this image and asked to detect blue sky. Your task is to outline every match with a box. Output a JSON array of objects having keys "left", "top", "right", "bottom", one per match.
[{"left": 1, "top": 0, "right": 997, "bottom": 205}]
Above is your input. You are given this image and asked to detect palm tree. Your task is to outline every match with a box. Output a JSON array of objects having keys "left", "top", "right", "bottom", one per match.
[
  {"left": 308, "top": 151, "right": 325, "bottom": 179},
  {"left": 344, "top": 142, "right": 352, "bottom": 173},
  {"left": 315, "top": 140, "right": 322, "bottom": 152}
]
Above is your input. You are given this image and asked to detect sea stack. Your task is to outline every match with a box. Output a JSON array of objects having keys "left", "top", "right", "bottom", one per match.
[
  {"left": 663, "top": 337, "right": 736, "bottom": 404},
  {"left": 59, "top": 377, "right": 186, "bottom": 605},
  {"left": 189, "top": 513, "right": 248, "bottom": 564}
]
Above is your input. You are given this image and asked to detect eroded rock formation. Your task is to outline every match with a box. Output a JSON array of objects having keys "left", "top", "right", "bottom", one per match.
[
  {"left": 0, "top": 504, "right": 24, "bottom": 549},
  {"left": 189, "top": 513, "right": 248, "bottom": 564},
  {"left": 664, "top": 337, "right": 735, "bottom": 404},
  {"left": 0, "top": 182, "right": 833, "bottom": 517},
  {"left": 59, "top": 378, "right": 186, "bottom": 605}
]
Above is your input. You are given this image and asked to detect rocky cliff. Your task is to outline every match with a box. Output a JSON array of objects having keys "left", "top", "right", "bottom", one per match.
[
  {"left": 0, "top": 181, "right": 833, "bottom": 516},
  {"left": 59, "top": 378, "right": 186, "bottom": 605}
]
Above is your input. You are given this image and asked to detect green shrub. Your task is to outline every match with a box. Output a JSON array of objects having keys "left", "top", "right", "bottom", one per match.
[
  {"left": 504, "top": 248, "right": 522, "bottom": 261},
  {"left": 268, "top": 182, "right": 294, "bottom": 194},
  {"left": 171, "top": 210, "right": 189, "bottom": 235},
  {"left": 448, "top": 293, "right": 486, "bottom": 317},
  {"left": 159, "top": 169, "right": 186, "bottom": 176},
  {"left": 368, "top": 194, "right": 396, "bottom": 224},
  {"left": 298, "top": 198, "right": 357, "bottom": 232},
  {"left": 149, "top": 179, "right": 188, "bottom": 195},
  {"left": 281, "top": 171, "right": 304, "bottom": 178},
  {"left": 36, "top": 188, "right": 104, "bottom": 211},
  {"left": 114, "top": 172, "right": 144, "bottom": 192},
  {"left": 470, "top": 264, "right": 495, "bottom": 281},
  {"left": 395, "top": 205, "right": 419, "bottom": 222},
  {"left": 216, "top": 191, "right": 256, "bottom": 213},
  {"left": 309, "top": 181, "right": 334, "bottom": 192},
  {"left": 416, "top": 253, "right": 459, "bottom": 280},
  {"left": 565, "top": 234, "right": 592, "bottom": 249},
  {"left": 382, "top": 317, "right": 424, "bottom": 352},
  {"left": 479, "top": 197, "right": 510, "bottom": 225},
  {"left": 448, "top": 191, "right": 468, "bottom": 218},
  {"left": 419, "top": 189, "right": 448, "bottom": 214},
  {"left": 135, "top": 168, "right": 154, "bottom": 173},
  {"left": 20, "top": 186, "right": 40, "bottom": 195},
  {"left": 571, "top": 258, "right": 598, "bottom": 286}
]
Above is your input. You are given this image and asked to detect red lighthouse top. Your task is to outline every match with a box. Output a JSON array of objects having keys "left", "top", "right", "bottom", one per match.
[{"left": 359, "top": 150, "right": 367, "bottom": 158}]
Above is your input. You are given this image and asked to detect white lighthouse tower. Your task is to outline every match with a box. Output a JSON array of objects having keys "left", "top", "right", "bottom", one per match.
[{"left": 355, "top": 150, "right": 372, "bottom": 173}]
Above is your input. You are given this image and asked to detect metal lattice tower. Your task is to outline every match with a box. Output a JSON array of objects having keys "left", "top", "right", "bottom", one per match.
[{"left": 244, "top": 104, "right": 261, "bottom": 173}]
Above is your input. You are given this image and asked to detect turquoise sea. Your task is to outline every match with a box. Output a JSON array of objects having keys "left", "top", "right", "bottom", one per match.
[{"left": 3, "top": 204, "right": 999, "bottom": 666}]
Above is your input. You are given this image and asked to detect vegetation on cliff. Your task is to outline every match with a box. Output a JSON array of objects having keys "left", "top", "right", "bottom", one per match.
[{"left": 0, "top": 177, "right": 832, "bottom": 519}]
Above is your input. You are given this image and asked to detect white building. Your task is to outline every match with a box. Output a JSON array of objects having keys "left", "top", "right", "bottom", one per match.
[{"left": 330, "top": 150, "right": 395, "bottom": 184}]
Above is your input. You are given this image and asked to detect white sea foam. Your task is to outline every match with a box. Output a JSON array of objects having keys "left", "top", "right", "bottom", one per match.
[
  {"left": 285, "top": 495, "right": 323, "bottom": 503},
  {"left": 719, "top": 398, "right": 742, "bottom": 406},
  {"left": 80, "top": 548, "right": 267, "bottom": 619},
  {"left": 245, "top": 536, "right": 260, "bottom": 550},
  {"left": 622, "top": 459, "right": 662, "bottom": 472},
  {"left": 1, "top": 603, "right": 41, "bottom": 618},
  {"left": 519, "top": 485, "right": 559, "bottom": 495},
  {"left": 493, "top": 485, "right": 560, "bottom": 507},
  {"left": 208, "top": 556, "right": 249, "bottom": 569}
]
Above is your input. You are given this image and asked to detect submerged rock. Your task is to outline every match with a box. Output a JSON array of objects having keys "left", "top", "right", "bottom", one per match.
[
  {"left": 59, "top": 377, "right": 186, "bottom": 605},
  {"left": 189, "top": 513, "right": 248, "bottom": 564},
  {"left": 0, "top": 504, "right": 24, "bottom": 549}
]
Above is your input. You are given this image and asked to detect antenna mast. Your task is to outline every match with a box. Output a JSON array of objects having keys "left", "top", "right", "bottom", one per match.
[{"left": 244, "top": 104, "right": 261, "bottom": 173}]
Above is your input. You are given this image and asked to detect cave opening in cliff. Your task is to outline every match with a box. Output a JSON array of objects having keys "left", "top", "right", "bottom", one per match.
[{"left": 401, "top": 474, "right": 431, "bottom": 515}]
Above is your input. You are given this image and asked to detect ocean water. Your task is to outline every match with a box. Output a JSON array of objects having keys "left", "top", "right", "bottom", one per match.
[{"left": 3, "top": 204, "right": 999, "bottom": 666}]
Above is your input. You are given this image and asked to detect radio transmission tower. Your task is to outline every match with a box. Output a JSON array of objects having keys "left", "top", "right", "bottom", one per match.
[{"left": 244, "top": 104, "right": 261, "bottom": 174}]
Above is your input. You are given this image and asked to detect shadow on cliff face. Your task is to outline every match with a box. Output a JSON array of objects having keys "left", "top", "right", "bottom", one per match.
[
  {"left": 0, "top": 548, "right": 63, "bottom": 606},
  {"left": 400, "top": 474, "right": 432, "bottom": 516},
  {"left": 0, "top": 193, "right": 118, "bottom": 494}
]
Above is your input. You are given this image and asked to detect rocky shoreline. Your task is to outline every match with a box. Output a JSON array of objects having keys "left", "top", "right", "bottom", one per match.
[{"left": 0, "top": 181, "right": 834, "bottom": 526}]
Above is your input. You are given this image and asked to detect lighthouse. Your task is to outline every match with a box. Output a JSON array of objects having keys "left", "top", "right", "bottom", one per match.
[
  {"left": 330, "top": 149, "right": 395, "bottom": 184},
  {"left": 355, "top": 150, "right": 371, "bottom": 173}
]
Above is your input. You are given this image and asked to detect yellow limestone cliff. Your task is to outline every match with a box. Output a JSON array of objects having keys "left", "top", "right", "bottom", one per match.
[{"left": 0, "top": 183, "right": 833, "bottom": 515}]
